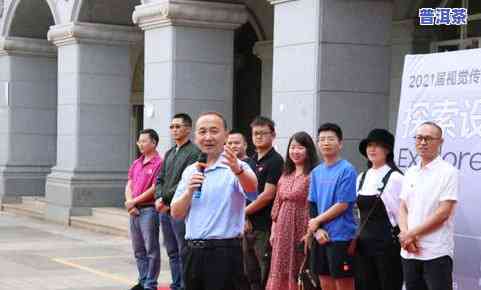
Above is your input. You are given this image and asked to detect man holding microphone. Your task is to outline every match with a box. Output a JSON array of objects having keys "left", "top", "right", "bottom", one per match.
[{"left": 171, "top": 111, "right": 258, "bottom": 290}]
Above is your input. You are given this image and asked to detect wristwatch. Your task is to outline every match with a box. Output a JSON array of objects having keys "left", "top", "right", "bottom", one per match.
[{"left": 235, "top": 167, "right": 244, "bottom": 176}]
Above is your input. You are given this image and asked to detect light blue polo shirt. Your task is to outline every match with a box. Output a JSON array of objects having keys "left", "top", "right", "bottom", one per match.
[
  {"left": 308, "top": 159, "right": 357, "bottom": 241},
  {"left": 172, "top": 154, "right": 253, "bottom": 240}
]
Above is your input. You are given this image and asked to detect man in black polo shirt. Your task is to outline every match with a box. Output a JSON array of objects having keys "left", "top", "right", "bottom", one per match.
[{"left": 243, "top": 116, "right": 284, "bottom": 290}]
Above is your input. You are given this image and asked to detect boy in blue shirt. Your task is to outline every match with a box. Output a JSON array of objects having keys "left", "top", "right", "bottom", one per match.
[{"left": 307, "top": 123, "right": 357, "bottom": 290}]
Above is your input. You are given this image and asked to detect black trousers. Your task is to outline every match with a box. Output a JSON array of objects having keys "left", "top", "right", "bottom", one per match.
[
  {"left": 355, "top": 244, "right": 403, "bottom": 290},
  {"left": 184, "top": 244, "right": 244, "bottom": 290},
  {"left": 402, "top": 256, "right": 453, "bottom": 290},
  {"left": 241, "top": 230, "right": 271, "bottom": 290}
]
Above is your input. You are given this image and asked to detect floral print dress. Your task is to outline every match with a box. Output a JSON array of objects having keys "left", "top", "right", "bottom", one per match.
[{"left": 266, "top": 173, "right": 310, "bottom": 290}]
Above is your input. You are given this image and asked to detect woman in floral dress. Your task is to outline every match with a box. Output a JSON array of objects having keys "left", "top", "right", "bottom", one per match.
[{"left": 266, "top": 131, "right": 319, "bottom": 290}]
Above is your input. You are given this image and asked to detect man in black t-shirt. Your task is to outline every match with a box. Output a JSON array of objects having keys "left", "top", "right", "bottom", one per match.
[{"left": 243, "top": 117, "right": 284, "bottom": 290}]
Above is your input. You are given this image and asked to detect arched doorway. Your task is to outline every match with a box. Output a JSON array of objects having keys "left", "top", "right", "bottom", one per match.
[
  {"left": 77, "top": 0, "right": 144, "bottom": 164},
  {"left": 77, "top": 0, "right": 140, "bottom": 26},
  {"left": 0, "top": 0, "right": 58, "bottom": 203},
  {"left": 9, "top": 0, "right": 55, "bottom": 38},
  {"left": 233, "top": 22, "right": 262, "bottom": 154},
  {"left": 130, "top": 51, "right": 144, "bottom": 162},
  {"left": 41, "top": 0, "right": 144, "bottom": 221}
]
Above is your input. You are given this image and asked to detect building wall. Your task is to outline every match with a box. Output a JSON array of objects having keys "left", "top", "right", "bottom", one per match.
[
  {"left": 0, "top": 0, "right": 426, "bottom": 217},
  {"left": 0, "top": 1, "right": 408, "bottom": 143}
]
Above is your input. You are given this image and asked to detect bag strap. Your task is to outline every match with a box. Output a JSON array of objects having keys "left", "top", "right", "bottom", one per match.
[
  {"left": 378, "top": 169, "right": 395, "bottom": 198},
  {"left": 357, "top": 171, "right": 367, "bottom": 192},
  {"left": 298, "top": 239, "right": 310, "bottom": 289},
  {"left": 298, "top": 236, "right": 318, "bottom": 290},
  {"left": 299, "top": 237, "right": 311, "bottom": 273},
  {"left": 354, "top": 168, "right": 395, "bottom": 238}
]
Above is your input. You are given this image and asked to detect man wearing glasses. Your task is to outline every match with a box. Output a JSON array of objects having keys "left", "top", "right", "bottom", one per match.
[
  {"left": 399, "top": 121, "right": 459, "bottom": 290},
  {"left": 243, "top": 116, "right": 284, "bottom": 290},
  {"left": 155, "top": 113, "right": 200, "bottom": 290}
]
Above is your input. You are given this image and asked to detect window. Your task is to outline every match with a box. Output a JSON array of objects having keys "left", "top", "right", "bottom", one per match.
[
  {"left": 469, "top": 0, "right": 481, "bottom": 15},
  {"left": 468, "top": 20, "right": 481, "bottom": 37},
  {"left": 432, "top": 0, "right": 481, "bottom": 51}
]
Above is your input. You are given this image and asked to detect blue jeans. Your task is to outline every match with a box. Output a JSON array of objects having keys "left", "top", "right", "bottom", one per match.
[
  {"left": 160, "top": 213, "right": 186, "bottom": 290},
  {"left": 130, "top": 207, "right": 160, "bottom": 290}
]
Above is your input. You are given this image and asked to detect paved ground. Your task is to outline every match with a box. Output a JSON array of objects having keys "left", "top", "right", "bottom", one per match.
[{"left": 0, "top": 211, "right": 171, "bottom": 290}]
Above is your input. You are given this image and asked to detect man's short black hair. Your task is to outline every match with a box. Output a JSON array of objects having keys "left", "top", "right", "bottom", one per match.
[
  {"left": 139, "top": 128, "right": 159, "bottom": 146},
  {"left": 173, "top": 113, "right": 193, "bottom": 128},
  {"left": 317, "top": 122, "right": 343, "bottom": 141},
  {"left": 250, "top": 116, "right": 275, "bottom": 132},
  {"left": 228, "top": 129, "right": 248, "bottom": 143}
]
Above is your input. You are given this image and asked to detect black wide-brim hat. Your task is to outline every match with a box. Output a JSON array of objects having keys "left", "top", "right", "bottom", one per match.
[{"left": 359, "top": 128, "right": 395, "bottom": 158}]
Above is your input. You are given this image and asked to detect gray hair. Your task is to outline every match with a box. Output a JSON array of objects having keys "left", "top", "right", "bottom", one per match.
[{"left": 419, "top": 121, "right": 443, "bottom": 138}]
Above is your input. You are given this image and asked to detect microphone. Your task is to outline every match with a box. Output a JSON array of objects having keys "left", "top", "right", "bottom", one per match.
[{"left": 193, "top": 153, "right": 208, "bottom": 198}]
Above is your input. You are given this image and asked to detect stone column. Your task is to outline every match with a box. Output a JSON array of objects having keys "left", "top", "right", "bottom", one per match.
[
  {"left": 133, "top": 0, "right": 247, "bottom": 152},
  {"left": 269, "top": 0, "right": 392, "bottom": 168},
  {"left": 253, "top": 40, "right": 273, "bottom": 117},
  {"left": 0, "top": 37, "right": 57, "bottom": 204},
  {"left": 45, "top": 22, "right": 142, "bottom": 223}
]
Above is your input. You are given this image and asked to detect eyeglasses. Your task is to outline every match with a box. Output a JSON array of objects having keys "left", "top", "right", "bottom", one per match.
[
  {"left": 414, "top": 135, "right": 441, "bottom": 143},
  {"left": 253, "top": 131, "right": 272, "bottom": 137},
  {"left": 169, "top": 124, "right": 185, "bottom": 130}
]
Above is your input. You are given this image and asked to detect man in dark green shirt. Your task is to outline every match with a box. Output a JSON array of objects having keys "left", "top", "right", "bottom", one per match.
[{"left": 155, "top": 113, "right": 200, "bottom": 290}]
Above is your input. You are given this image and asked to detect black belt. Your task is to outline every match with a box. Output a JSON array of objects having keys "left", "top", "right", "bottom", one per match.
[{"left": 187, "top": 238, "right": 241, "bottom": 249}]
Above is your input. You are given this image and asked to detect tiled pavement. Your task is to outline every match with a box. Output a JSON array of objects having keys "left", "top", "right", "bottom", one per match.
[{"left": 0, "top": 211, "right": 171, "bottom": 290}]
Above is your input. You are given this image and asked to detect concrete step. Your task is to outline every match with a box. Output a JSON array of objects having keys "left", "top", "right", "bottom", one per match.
[
  {"left": 1, "top": 197, "right": 131, "bottom": 238},
  {"left": 70, "top": 207, "right": 130, "bottom": 238},
  {"left": 1, "top": 197, "right": 46, "bottom": 220},
  {"left": 92, "top": 206, "right": 130, "bottom": 219}
]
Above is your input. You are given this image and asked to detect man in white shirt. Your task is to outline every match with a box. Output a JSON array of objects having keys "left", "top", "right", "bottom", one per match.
[{"left": 399, "top": 121, "right": 459, "bottom": 290}]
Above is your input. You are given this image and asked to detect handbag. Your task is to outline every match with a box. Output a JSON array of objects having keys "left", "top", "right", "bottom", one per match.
[
  {"left": 347, "top": 169, "right": 396, "bottom": 256},
  {"left": 298, "top": 238, "right": 321, "bottom": 290}
]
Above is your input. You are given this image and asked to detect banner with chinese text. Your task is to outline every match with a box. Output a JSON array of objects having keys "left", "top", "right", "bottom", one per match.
[{"left": 395, "top": 49, "right": 481, "bottom": 289}]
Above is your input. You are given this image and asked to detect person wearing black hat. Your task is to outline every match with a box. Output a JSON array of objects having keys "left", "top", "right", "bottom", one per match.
[{"left": 354, "top": 129, "right": 404, "bottom": 290}]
